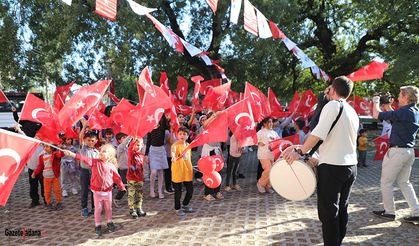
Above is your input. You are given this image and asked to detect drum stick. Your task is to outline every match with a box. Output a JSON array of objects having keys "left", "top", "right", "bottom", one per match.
[{"left": 288, "top": 164, "right": 308, "bottom": 196}]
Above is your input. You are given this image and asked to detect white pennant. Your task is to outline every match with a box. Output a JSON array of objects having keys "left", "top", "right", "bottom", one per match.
[
  {"left": 201, "top": 55, "right": 213, "bottom": 65},
  {"left": 282, "top": 37, "right": 297, "bottom": 51},
  {"left": 256, "top": 9, "right": 272, "bottom": 39},
  {"left": 146, "top": 14, "right": 177, "bottom": 48},
  {"left": 61, "top": 0, "right": 72, "bottom": 5},
  {"left": 127, "top": 0, "right": 157, "bottom": 15},
  {"left": 243, "top": 0, "right": 258, "bottom": 36},
  {"left": 230, "top": 0, "right": 242, "bottom": 24},
  {"left": 179, "top": 38, "right": 203, "bottom": 57}
]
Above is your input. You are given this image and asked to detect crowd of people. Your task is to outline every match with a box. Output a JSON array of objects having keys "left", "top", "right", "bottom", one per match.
[{"left": 8, "top": 79, "right": 419, "bottom": 244}]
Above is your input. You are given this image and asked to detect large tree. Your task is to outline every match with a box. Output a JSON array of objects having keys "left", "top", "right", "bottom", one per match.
[{"left": 0, "top": 0, "right": 417, "bottom": 101}]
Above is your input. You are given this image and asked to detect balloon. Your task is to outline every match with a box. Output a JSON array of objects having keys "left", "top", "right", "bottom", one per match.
[
  {"left": 203, "top": 171, "right": 222, "bottom": 189},
  {"left": 197, "top": 156, "right": 216, "bottom": 174},
  {"left": 211, "top": 155, "right": 224, "bottom": 172}
]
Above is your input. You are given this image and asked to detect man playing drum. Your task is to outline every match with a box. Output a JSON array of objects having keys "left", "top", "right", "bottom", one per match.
[{"left": 283, "top": 76, "right": 359, "bottom": 246}]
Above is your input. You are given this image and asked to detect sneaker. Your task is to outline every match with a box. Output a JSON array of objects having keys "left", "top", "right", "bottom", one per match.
[
  {"left": 113, "top": 199, "right": 121, "bottom": 208},
  {"left": 82, "top": 208, "right": 89, "bottom": 218},
  {"left": 182, "top": 205, "right": 194, "bottom": 213},
  {"left": 196, "top": 178, "right": 203, "bottom": 183},
  {"left": 136, "top": 209, "right": 147, "bottom": 217},
  {"left": 257, "top": 183, "right": 266, "bottom": 193},
  {"left": 164, "top": 189, "right": 174, "bottom": 194},
  {"left": 232, "top": 184, "right": 242, "bottom": 191},
  {"left": 71, "top": 188, "right": 78, "bottom": 195},
  {"left": 95, "top": 226, "right": 102, "bottom": 236},
  {"left": 130, "top": 209, "right": 138, "bottom": 219},
  {"left": 159, "top": 193, "right": 165, "bottom": 199},
  {"left": 372, "top": 210, "right": 395, "bottom": 220},
  {"left": 204, "top": 194, "right": 216, "bottom": 201},
  {"left": 403, "top": 216, "right": 419, "bottom": 223},
  {"left": 107, "top": 222, "right": 116, "bottom": 232},
  {"left": 175, "top": 209, "right": 186, "bottom": 216},
  {"left": 266, "top": 188, "right": 275, "bottom": 194},
  {"left": 56, "top": 203, "right": 63, "bottom": 210},
  {"left": 224, "top": 186, "right": 233, "bottom": 192},
  {"left": 47, "top": 204, "right": 54, "bottom": 211},
  {"left": 62, "top": 190, "right": 68, "bottom": 197},
  {"left": 150, "top": 191, "right": 156, "bottom": 198},
  {"left": 215, "top": 192, "right": 224, "bottom": 200}
]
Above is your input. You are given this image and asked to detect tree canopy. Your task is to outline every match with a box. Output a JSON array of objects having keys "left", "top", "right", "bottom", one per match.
[{"left": 0, "top": 0, "right": 417, "bottom": 101}]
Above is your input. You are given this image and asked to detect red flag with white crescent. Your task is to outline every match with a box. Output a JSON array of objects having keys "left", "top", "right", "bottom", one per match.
[
  {"left": 95, "top": 0, "right": 117, "bottom": 21},
  {"left": 200, "top": 79, "right": 222, "bottom": 96},
  {"left": 159, "top": 72, "right": 170, "bottom": 96},
  {"left": 288, "top": 91, "right": 301, "bottom": 113},
  {"left": 269, "top": 134, "right": 300, "bottom": 160},
  {"left": 107, "top": 91, "right": 120, "bottom": 103},
  {"left": 374, "top": 135, "right": 389, "bottom": 160},
  {"left": 0, "top": 129, "right": 40, "bottom": 206},
  {"left": 297, "top": 90, "right": 318, "bottom": 116},
  {"left": 244, "top": 82, "right": 271, "bottom": 122},
  {"left": 347, "top": 95, "right": 372, "bottom": 116},
  {"left": 88, "top": 109, "right": 113, "bottom": 130},
  {"left": 175, "top": 76, "right": 189, "bottom": 105},
  {"left": 347, "top": 61, "right": 389, "bottom": 82},
  {"left": 59, "top": 80, "right": 110, "bottom": 131},
  {"left": 53, "top": 80, "right": 76, "bottom": 111},
  {"left": 202, "top": 81, "right": 231, "bottom": 111},
  {"left": 192, "top": 80, "right": 201, "bottom": 105},
  {"left": 20, "top": 93, "right": 57, "bottom": 127},
  {"left": 35, "top": 125, "right": 62, "bottom": 145},
  {"left": 268, "top": 88, "right": 291, "bottom": 118},
  {"left": 226, "top": 98, "right": 257, "bottom": 147},
  {"left": 137, "top": 66, "right": 155, "bottom": 103}
]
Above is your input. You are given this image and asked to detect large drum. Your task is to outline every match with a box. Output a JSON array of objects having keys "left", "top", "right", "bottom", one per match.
[{"left": 269, "top": 159, "right": 317, "bottom": 201}]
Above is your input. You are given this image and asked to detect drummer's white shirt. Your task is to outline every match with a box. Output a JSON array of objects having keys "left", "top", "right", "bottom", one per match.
[{"left": 311, "top": 100, "right": 359, "bottom": 166}]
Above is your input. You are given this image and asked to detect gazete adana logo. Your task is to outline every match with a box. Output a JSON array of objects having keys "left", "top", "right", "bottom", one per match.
[{"left": 4, "top": 227, "right": 46, "bottom": 240}]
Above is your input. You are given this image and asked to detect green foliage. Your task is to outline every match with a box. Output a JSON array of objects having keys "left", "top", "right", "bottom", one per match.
[{"left": 0, "top": 0, "right": 417, "bottom": 102}]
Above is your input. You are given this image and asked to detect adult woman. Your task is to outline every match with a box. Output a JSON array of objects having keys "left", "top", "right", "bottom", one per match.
[{"left": 256, "top": 117, "right": 279, "bottom": 193}]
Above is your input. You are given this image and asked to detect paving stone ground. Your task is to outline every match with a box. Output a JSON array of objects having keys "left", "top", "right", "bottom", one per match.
[{"left": 1, "top": 150, "right": 418, "bottom": 246}]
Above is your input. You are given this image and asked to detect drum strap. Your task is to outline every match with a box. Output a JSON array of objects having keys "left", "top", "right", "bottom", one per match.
[{"left": 308, "top": 101, "right": 343, "bottom": 156}]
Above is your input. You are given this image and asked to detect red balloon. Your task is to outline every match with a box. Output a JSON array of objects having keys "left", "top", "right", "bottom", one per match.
[
  {"left": 210, "top": 155, "right": 224, "bottom": 172},
  {"left": 197, "top": 156, "right": 216, "bottom": 174},
  {"left": 203, "top": 171, "right": 222, "bottom": 189}
]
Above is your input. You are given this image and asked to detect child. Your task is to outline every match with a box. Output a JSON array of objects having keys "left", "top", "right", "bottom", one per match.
[
  {"left": 32, "top": 144, "right": 64, "bottom": 210},
  {"left": 357, "top": 129, "right": 368, "bottom": 167},
  {"left": 127, "top": 137, "right": 147, "bottom": 218},
  {"left": 60, "top": 138, "right": 79, "bottom": 197},
  {"left": 114, "top": 132, "right": 129, "bottom": 207},
  {"left": 171, "top": 127, "right": 194, "bottom": 216},
  {"left": 64, "top": 144, "right": 126, "bottom": 236},
  {"left": 79, "top": 119, "right": 100, "bottom": 217},
  {"left": 224, "top": 134, "right": 242, "bottom": 192},
  {"left": 27, "top": 144, "right": 45, "bottom": 208}
]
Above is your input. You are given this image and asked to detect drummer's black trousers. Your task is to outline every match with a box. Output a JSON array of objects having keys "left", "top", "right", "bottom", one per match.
[{"left": 317, "top": 164, "right": 357, "bottom": 246}]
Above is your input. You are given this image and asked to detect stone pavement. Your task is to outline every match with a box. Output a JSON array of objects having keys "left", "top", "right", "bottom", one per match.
[{"left": 1, "top": 150, "right": 418, "bottom": 246}]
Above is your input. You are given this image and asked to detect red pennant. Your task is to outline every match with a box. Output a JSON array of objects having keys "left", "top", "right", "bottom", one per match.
[
  {"left": 175, "top": 76, "right": 189, "bottom": 105},
  {"left": 95, "top": 0, "right": 117, "bottom": 21},
  {"left": 347, "top": 61, "right": 389, "bottom": 82},
  {"left": 179, "top": 111, "right": 228, "bottom": 158},
  {"left": 0, "top": 129, "right": 41, "bottom": 206},
  {"left": 200, "top": 79, "right": 222, "bottom": 96},
  {"left": 192, "top": 80, "right": 201, "bottom": 105},
  {"left": 169, "top": 93, "right": 180, "bottom": 133},
  {"left": 244, "top": 82, "right": 271, "bottom": 122},
  {"left": 107, "top": 92, "right": 120, "bottom": 103},
  {"left": 0, "top": 89, "right": 8, "bottom": 103},
  {"left": 226, "top": 99, "right": 257, "bottom": 147},
  {"left": 159, "top": 72, "right": 170, "bottom": 96},
  {"left": 268, "top": 20, "right": 285, "bottom": 39},
  {"left": 137, "top": 66, "right": 155, "bottom": 103},
  {"left": 374, "top": 135, "right": 389, "bottom": 160},
  {"left": 269, "top": 134, "right": 300, "bottom": 160},
  {"left": 59, "top": 80, "right": 110, "bottom": 131},
  {"left": 202, "top": 81, "right": 231, "bottom": 111}
]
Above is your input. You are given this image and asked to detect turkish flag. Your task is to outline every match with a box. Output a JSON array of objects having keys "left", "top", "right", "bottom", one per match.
[
  {"left": 226, "top": 99, "right": 257, "bottom": 147},
  {"left": 53, "top": 80, "right": 75, "bottom": 111},
  {"left": 95, "top": 0, "right": 117, "bottom": 21},
  {"left": 268, "top": 88, "right": 290, "bottom": 118},
  {"left": 175, "top": 76, "right": 189, "bottom": 105},
  {"left": 107, "top": 91, "right": 120, "bottom": 103},
  {"left": 268, "top": 20, "right": 285, "bottom": 39},
  {"left": 347, "top": 61, "right": 389, "bottom": 82},
  {"left": 175, "top": 104, "right": 193, "bottom": 116},
  {"left": 347, "top": 95, "right": 372, "bottom": 116},
  {"left": 288, "top": 91, "right": 301, "bottom": 112},
  {"left": 179, "top": 111, "right": 228, "bottom": 158},
  {"left": 225, "top": 90, "right": 240, "bottom": 108},
  {"left": 374, "top": 135, "right": 389, "bottom": 160},
  {"left": 36, "top": 125, "right": 62, "bottom": 145},
  {"left": 159, "top": 72, "right": 170, "bottom": 96},
  {"left": 62, "top": 127, "right": 79, "bottom": 139},
  {"left": 192, "top": 80, "right": 201, "bottom": 105},
  {"left": 110, "top": 98, "right": 136, "bottom": 128},
  {"left": 200, "top": 79, "right": 222, "bottom": 95},
  {"left": 244, "top": 82, "right": 271, "bottom": 122},
  {"left": 137, "top": 66, "right": 155, "bottom": 103},
  {"left": 269, "top": 134, "right": 300, "bottom": 160},
  {"left": 88, "top": 109, "right": 112, "bottom": 130},
  {"left": 202, "top": 81, "right": 231, "bottom": 111},
  {"left": 297, "top": 90, "right": 318, "bottom": 116},
  {"left": 0, "top": 89, "right": 9, "bottom": 103},
  {"left": 0, "top": 129, "right": 41, "bottom": 206},
  {"left": 143, "top": 84, "right": 171, "bottom": 110},
  {"left": 59, "top": 80, "right": 110, "bottom": 131},
  {"left": 169, "top": 93, "right": 180, "bottom": 133},
  {"left": 20, "top": 93, "right": 57, "bottom": 127}
]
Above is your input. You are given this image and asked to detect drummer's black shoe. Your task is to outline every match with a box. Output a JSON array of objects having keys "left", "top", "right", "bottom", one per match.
[
  {"left": 372, "top": 210, "right": 395, "bottom": 220},
  {"left": 403, "top": 216, "right": 419, "bottom": 223}
]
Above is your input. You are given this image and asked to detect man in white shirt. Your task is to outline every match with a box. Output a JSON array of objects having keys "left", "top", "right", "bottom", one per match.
[{"left": 283, "top": 76, "right": 359, "bottom": 246}]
